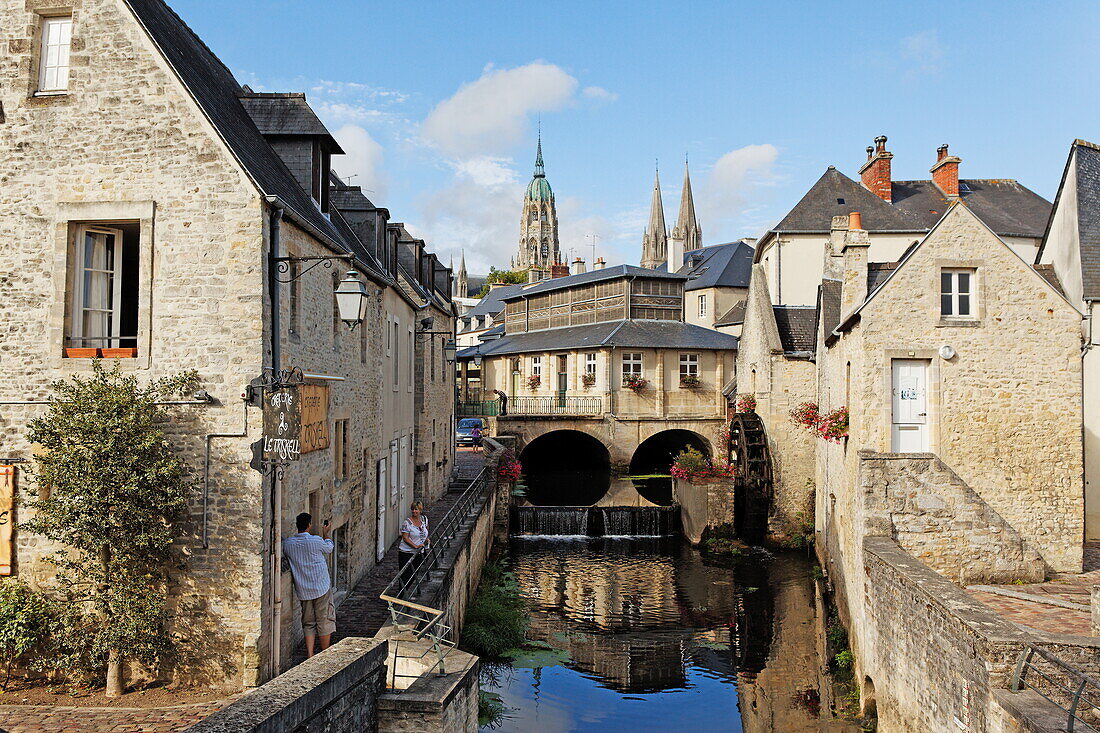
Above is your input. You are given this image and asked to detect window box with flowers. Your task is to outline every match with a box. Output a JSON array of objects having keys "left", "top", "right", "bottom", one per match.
[
  {"left": 736, "top": 394, "right": 756, "bottom": 413},
  {"left": 670, "top": 447, "right": 737, "bottom": 483},
  {"left": 622, "top": 373, "right": 648, "bottom": 393},
  {"left": 790, "top": 401, "right": 848, "bottom": 442},
  {"left": 526, "top": 375, "right": 541, "bottom": 391},
  {"left": 679, "top": 374, "right": 701, "bottom": 389},
  {"left": 581, "top": 372, "right": 597, "bottom": 389}
]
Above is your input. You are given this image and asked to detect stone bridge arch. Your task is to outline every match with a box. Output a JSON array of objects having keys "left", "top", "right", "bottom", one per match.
[{"left": 518, "top": 429, "right": 611, "bottom": 506}]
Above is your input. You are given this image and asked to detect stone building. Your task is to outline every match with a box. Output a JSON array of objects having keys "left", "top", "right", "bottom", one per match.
[
  {"left": 814, "top": 205, "right": 1083, "bottom": 729},
  {"left": 1036, "top": 138, "right": 1100, "bottom": 541},
  {"left": 736, "top": 136, "right": 1053, "bottom": 534},
  {"left": 0, "top": 0, "right": 454, "bottom": 689},
  {"left": 641, "top": 161, "right": 701, "bottom": 271},
  {"left": 511, "top": 137, "right": 561, "bottom": 273},
  {"left": 456, "top": 265, "right": 736, "bottom": 492},
  {"left": 675, "top": 239, "right": 754, "bottom": 335}
]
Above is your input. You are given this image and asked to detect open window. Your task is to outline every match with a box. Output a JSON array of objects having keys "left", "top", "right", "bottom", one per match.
[
  {"left": 66, "top": 223, "right": 139, "bottom": 357},
  {"left": 38, "top": 15, "right": 72, "bottom": 94}
]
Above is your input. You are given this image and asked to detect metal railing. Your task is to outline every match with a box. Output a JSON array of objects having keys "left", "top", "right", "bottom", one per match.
[
  {"left": 457, "top": 400, "right": 500, "bottom": 417},
  {"left": 378, "top": 467, "right": 493, "bottom": 680},
  {"left": 1012, "top": 646, "right": 1100, "bottom": 731},
  {"left": 507, "top": 395, "right": 603, "bottom": 415}
]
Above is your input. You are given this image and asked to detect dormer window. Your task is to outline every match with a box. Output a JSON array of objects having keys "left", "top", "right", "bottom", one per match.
[
  {"left": 38, "top": 16, "right": 72, "bottom": 93},
  {"left": 312, "top": 140, "right": 331, "bottom": 213}
]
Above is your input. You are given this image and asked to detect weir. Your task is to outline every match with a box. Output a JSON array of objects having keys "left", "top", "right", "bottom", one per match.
[{"left": 512, "top": 505, "right": 680, "bottom": 537}]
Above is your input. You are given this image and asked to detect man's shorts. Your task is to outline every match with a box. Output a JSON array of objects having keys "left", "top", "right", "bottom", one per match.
[{"left": 300, "top": 589, "right": 336, "bottom": 637}]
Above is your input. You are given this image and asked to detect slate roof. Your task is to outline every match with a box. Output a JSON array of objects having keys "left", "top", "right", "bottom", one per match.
[
  {"left": 123, "top": 0, "right": 368, "bottom": 269},
  {"left": 772, "top": 306, "right": 817, "bottom": 355},
  {"left": 768, "top": 166, "right": 1051, "bottom": 239},
  {"left": 867, "top": 262, "right": 898, "bottom": 294},
  {"left": 501, "top": 265, "right": 686, "bottom": 301},
  {"left": 676, "top": 241, "right": 755, "bottom": 291},
  {"left": 818, "top": 280, "right": 842, "bottom": 337},
  {"left": 456, "top": 320, "right": 738, "bottom": 358},
  {"left": 1033, "top": 264, "right": 1065, "bottom": 296},
  {"left": 1038, "top": 141, "right": 1100, "bottom": 300},
  {"left": 466, "top": 283, "right": 526, "bottom": 318},
  {"left": 239, "top": 93, "right": 344, "bottom": 151},
  {"left": 713, "top": 301, "right": 746, "bottom": 327}
]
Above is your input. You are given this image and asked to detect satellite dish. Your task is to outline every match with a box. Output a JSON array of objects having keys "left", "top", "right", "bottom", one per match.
[{"left": 938, "top": 345, "right": 956, "bottom": 360}]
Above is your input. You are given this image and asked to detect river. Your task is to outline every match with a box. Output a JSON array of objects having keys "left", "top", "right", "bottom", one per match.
[{"left": 478, "top": 536, "right": 859, "bottom": 732}]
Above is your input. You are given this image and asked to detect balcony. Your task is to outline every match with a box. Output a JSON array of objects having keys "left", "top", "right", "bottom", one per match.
[{"left": 458, "top": 395, "right": 604, "bottom": 417}]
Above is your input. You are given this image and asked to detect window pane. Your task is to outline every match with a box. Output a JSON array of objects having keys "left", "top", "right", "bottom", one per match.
[
  {"left": 957, "top": 272, "right": 970, "bottom": 294},
  {"left": 941, "top": 294, "right": 952, "bottom": 315},
  {"left": 940, "top": 272, "right": 952, "bottom": 295},
  {"left": 958, "top": 295, "right": 970, "bottom": 316}
]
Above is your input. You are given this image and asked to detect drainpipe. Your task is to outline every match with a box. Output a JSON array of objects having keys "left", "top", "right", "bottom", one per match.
[
  {"left": 265, "top": 196, "right": 284, "bottom": 677},
  {"left": 1084, "top": 304, "right": 1094, "bottom": 543}
]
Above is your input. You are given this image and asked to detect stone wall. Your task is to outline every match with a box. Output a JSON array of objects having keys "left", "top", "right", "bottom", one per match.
[
  {"left": 673, "top": 477, "right": 733, "bottom": 545},
  {"left": 184, "top": 637, "right": 388, "bottom": 733},
  {"left": 859, "top": 452, "right": 1045, "bottom": 584},
  {"left": 414, "top": 298, "right": 456, "bottom": 507},
  {"left": 376, "top": 647, "right": 479, "bottom": 733}
]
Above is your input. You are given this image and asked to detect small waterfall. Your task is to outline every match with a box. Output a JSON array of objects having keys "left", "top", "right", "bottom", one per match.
[
  {"left": 513, "top": 506, "right": 680, "bottom": 537},
  {"left": 601, "top": 506, "right": 679, "bottom": 537}
]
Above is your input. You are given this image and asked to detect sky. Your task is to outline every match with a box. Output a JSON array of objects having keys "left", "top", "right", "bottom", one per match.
[{"left": 171, "top": 0, "right": 1100, "bottom": 276}]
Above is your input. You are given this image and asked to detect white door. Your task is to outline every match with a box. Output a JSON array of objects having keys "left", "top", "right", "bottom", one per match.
[
  {"left": 891, "top": 359, "right": 929, "bottom": 452},
  {"left": 376, "top": 458, "right": 387, "bottom": 562},
  {"left": 389, "top": 440, "right": 399, "bottom": 509},
  {"left": 399, "top": 435, "right": 411, "bottom": 512}
]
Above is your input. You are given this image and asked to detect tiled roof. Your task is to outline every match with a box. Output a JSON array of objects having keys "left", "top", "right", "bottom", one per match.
[
  {"left": 818, "top": 280, "right": 842, "bottom": 337},
  {"left": 239, "top": 93, "right": 344, "bottom": 151},
  {"left": 770, "top": 166, "right": 1051, "bottom": 239},
  {"left": 456, "top": 320, "right": 738, "bottom": 358},
  {"left": 500, "top": 265, "right": 686, "bottom": 301},
  {"left": 772, "top": 306, "right": 817, "bottom": 355},
  {"left": 676, "top": 241, "right": 754, "bottom": 291}
]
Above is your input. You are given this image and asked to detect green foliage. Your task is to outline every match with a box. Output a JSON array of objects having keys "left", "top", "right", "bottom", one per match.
[
  {"left": 811, "top": 564, "right": 825, "bottom": 581},
  {"left": 461, "top": 561, "right": 528, "bottom": 659},
  {"left": 475, "top": 267, "right": 528, "bottom": 297},
  {"left": 775, "top": 510, "right": 816, "bottom": 550},
  {"left": 0, "top": 581, "right": 59, "bottom": 688},
  {"left": 22, "top": 360, "right": 197, "bottom": 684},
  {"left": 704, "top": 538, "right": 746, "bottom": 558},
  {"left": 826, "top": 605, "right": 849, "bottom": 654},
  {"left": 835, "top": 649, "right": 854, "bottom": 671}
]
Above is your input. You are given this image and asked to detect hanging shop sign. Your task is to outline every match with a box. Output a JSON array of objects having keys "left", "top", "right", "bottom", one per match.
[
  {"left": 262, "top": 386, "right": 301, "bottom": 462},
  {"left": 0, "top": 466, "right": 14, "bottom": 576},
  {"left": 300, "top": 384, "right": 330, "bottom": 455}
]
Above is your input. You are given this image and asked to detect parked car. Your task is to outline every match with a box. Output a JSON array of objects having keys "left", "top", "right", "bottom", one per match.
[{"left": 455, "top": 418, "right": 486, "bottom": 447}]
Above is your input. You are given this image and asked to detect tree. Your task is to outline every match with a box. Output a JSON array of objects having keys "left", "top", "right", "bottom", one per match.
[
  {"left": 23, "top": 360, "right": 197, "bottom": 697},
  {"left": 475, "top": 267, "right": 528, "bottom": 298}
]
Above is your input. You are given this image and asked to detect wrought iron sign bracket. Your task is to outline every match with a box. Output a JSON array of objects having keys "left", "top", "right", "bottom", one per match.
[{"left": 273, "top": 254, "right": 354, "bottom": 283}]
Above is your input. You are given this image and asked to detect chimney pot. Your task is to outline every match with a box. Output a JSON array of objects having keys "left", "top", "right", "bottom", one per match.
[
  {"left": 849, "top": 211, "right": 863, "bottom": 231},
  {"left": 874, "top": 135, "right": 888, "bottom": 153},
  {"left": 937, "top": 144, "right": 949, "bottom": 161},
  {"left": 866, "top": 146, "right": 874, "bottom": 161}
]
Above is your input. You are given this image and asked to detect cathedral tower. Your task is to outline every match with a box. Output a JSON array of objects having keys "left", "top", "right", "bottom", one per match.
[
  {"left": 453, "top": 250, "right": 468, "bottom": 298},
  {"left": 513, "top": 136, "right": 560, "bottom": 271},
  {"left": 669, "top": 159, "right": 701, "bottom": 269},
  {"left": 641, "top": 168, "right": 668, "bottom": 270}
]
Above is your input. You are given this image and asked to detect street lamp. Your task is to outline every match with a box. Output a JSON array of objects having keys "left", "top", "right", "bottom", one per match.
[
  {"left": 444, "top": 339, "right": 457, "bottom": 364},
  {"left": 334, "top": 271, "right": 369, "bottom": 330}
]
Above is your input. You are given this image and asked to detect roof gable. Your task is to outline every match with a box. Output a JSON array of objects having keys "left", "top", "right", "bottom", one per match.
[
  {"left": 773, "top": 167, "right": 925, "bottom": 234},
  {"left": 678, "top": 241, "right": 754, "bottom": 291}
]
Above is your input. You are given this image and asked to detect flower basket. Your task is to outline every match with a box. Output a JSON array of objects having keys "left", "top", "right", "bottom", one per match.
[
  {"left": 736, "top": 393, "right": 756, "bottom": 413},
  {"left": 64, "top": 348, "right": 99, "bottom": 358},
  {"left": 526, "top": 375, "right": 541, "bottom": 390},
  {"left": 622, "top": 373, "right": 647, "bottom": 393},
  {"left": 670, "top": 447, "right": 737, "bottom": 483},
  {"left": 497, "top": 450, "right": 522, "bottom": 483},
  {"left": 679, "top": 374, "right": 701, "bottom": 389},
  {"left": 581, "top": 373, "right": 596, "bottom": 389},
  {"left": 101, "top": 347, "right": 137, "bottom": 359},
  {"left": 790, "top": 401, "right": 848, "bottom": 442}
]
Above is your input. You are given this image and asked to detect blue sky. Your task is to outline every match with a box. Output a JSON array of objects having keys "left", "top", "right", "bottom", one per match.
[{"left": 172, "top": 0, "right": 1100, "bottom": 275}]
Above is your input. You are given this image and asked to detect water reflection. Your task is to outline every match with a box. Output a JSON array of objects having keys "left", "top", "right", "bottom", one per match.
[{"left": 481, "top": 538, "right": 857, "bottom": 732}]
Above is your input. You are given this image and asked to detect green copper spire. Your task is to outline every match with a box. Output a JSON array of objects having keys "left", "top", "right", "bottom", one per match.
[
  {"left": 526, "top": 133, "right": 553, "bottom": 202},
  {"left": 533, "top": 131, "right": 545, "bottom": 178}
]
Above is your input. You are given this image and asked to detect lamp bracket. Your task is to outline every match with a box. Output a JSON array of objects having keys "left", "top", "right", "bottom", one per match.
[{"left": 273, "top": 254, "right": 354, "bottom": 283}]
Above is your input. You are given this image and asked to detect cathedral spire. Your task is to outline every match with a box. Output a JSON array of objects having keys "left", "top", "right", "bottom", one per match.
[
  {"left": 454, "top": 249, "right": 468, "bottom": 298},
  {"left": 641, "top": 166, "right": 668, "bottom": 270},
  {"left": 670, "top": 158, "right": 701, "bottom": 263},
  {"left": 534, "top": 129, "right": 545, "bottom": 178},
  {"left": 514, "top": 135, "right": 560, "bottom": 272}
]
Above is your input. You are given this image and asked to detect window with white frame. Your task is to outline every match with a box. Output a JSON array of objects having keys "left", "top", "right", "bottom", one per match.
[
  {"left": 940, "top": 269, "right": 976, "bottom": 318},
  {"left": 585, "top": 353, "right": 597, "bottom": 376},
  {"left": 38, "top": 16, "right": 72, "bottom": 93},
  {"left": 531, "top": 356, "right": 542, "bottom": 378},
  {"left": 622, "top": 352, "right": 643, "bottom": 380},
  {"left": 69, "top": 224, "right": 139, "bottom": 355},
  {"left": 698, "top": 294, "right": 707, "bottom": 318},
  {"left": 679, "top": 353, "right": 699, "bottom": 378}
]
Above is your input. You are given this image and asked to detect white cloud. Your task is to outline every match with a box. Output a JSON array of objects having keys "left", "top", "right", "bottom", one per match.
[
  {"left": 701, "top": 144, "right": 781, "bottom": 230},
  {"left": 331, "top": 124, "right": 387, "bottom": 199},
  {"left": 422, "top": 62, "right": 579, "bottom": 158},
  {"left": 901, "top": 30, "right": 944, "bottom": 76},
  {"left": 582, "top": 86, "right": 619, "bottom": 102}
]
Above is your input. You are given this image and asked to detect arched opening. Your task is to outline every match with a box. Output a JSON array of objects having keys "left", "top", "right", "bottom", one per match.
[
  {"left": 862, "top": 676, "right": 878, "bottom": 722},
  {"left": 629, "top": 430, "right": 711, "bottom": 505},
  {"left": 520, "top": 430, "right": 611, "bottom": 505}
]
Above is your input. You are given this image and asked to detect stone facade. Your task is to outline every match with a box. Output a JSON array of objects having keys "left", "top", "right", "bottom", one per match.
[{"left": 0, "top": 0, "right": 454, "bottom": 690}]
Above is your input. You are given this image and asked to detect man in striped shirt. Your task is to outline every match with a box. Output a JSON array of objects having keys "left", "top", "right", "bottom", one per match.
[{"left": 283, "top": 512, "right": 335, "bottom": 657}]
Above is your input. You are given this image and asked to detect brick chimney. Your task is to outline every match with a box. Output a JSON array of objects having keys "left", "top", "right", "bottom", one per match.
[
  {"left": 859, "top": 135, "right": 894, "bottom": 202},
  {"left": 550, "top": 262, "right": 570, "bottom": 279},
  {"left": 930, "top": 143, "right": 961, "bottom": 198},
  {"left": 572, "top": 257, "right": 586, "bottom": 274}
]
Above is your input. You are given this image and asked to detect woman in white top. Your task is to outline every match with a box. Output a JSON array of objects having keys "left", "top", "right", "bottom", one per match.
[{"left": 398, "top": 501, "right": 429, "bottom": 575}]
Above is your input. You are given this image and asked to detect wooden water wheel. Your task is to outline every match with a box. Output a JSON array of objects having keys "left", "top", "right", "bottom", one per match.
[{"left": 728, "top": 412, "right": 773, "bottom": 542}]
